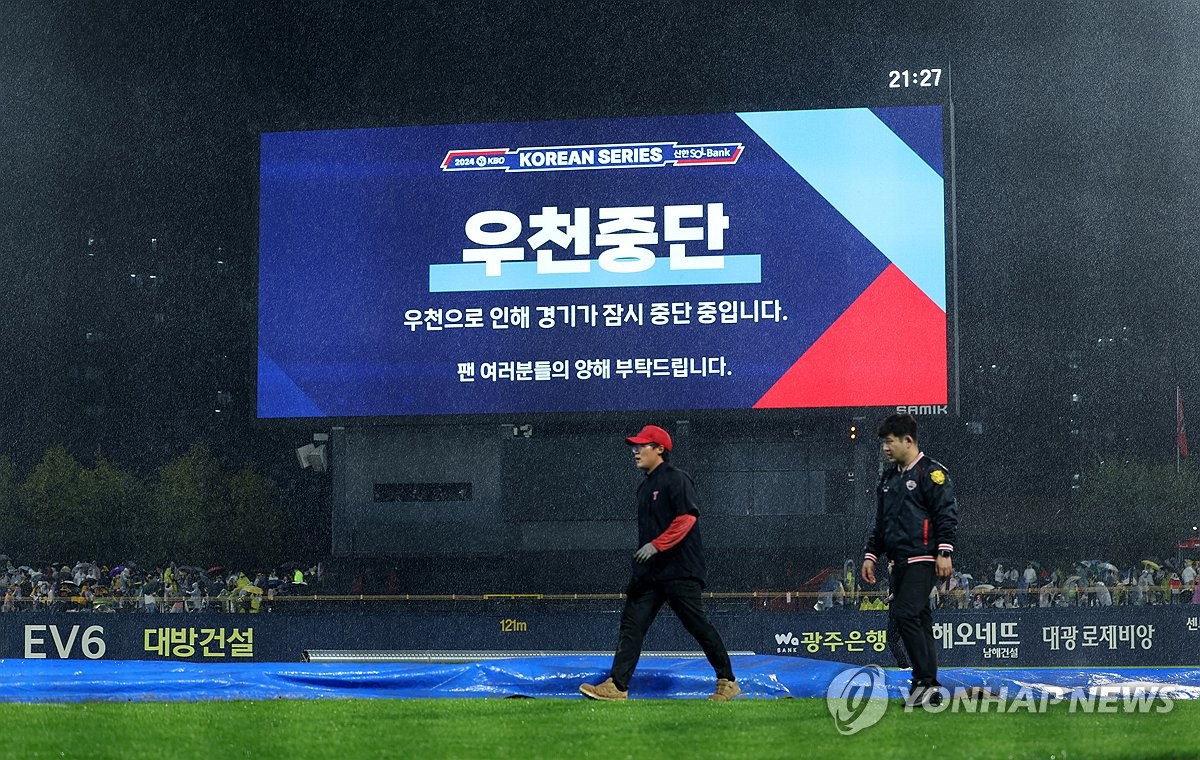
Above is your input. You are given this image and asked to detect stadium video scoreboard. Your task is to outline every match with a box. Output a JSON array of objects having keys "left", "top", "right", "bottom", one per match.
[{"left": 257, "top": 68, "right": 955, "bottom": 420}]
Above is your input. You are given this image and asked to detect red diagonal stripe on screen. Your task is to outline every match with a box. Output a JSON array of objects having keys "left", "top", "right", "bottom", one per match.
[{"left": 754, "top": 264, "right": 947, "bottom": 408}]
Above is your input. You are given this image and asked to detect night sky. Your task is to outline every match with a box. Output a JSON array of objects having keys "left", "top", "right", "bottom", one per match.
[{"left": 2, "top": 0, "right": 1198, "bottom": 478}]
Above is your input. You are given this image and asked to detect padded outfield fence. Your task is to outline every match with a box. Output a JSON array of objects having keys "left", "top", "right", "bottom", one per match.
[{"left": 3, "top": 596, "right": 1199, "bottom": 668}]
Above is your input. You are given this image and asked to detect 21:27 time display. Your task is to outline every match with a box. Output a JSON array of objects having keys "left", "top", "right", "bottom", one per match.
[{"left": 888, "top": 69, "right": 942, "bottom": 88}]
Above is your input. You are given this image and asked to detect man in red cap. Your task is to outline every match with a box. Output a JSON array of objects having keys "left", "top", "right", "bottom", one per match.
[{"left": 580, "top": 424, "right": 739, "bottom": 701}]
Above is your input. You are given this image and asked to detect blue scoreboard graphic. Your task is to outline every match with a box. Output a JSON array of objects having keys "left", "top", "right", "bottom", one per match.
[{"left": 258, "top": 107, "right": 950, "bottom": 419}]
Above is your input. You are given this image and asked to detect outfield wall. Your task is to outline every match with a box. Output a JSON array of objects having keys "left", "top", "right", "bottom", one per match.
[
  {"left": 330, "top": 423, "right": 861, "bottom": 566},
  {"left": 5, "top": 606, "right": 1199, "bottom": 667}
]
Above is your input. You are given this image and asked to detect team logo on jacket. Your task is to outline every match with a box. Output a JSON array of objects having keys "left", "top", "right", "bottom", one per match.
[
  {"left": 905, "top": 480, "right": 917, "bottom": 491},
  {"left": 930, "top": 470, "right": 946, "bottom": 485}
]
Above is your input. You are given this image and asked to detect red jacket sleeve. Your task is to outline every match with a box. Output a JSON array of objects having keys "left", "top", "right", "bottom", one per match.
[{"left": 651, "top": 514, "right": 697, "bottom": 551}]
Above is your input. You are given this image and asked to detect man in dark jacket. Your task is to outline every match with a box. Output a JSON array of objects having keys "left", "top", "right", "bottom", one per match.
[
  {"left": 580, "top": 424, "right": 739, "bottom": 701},
  {"left": 860, "top": 413, "right": 959, "bottom": 707}
]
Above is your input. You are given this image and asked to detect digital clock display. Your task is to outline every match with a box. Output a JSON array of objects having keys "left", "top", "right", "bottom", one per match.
[{"left": 889, "top": 69, "right": 943, "bottom": 88}]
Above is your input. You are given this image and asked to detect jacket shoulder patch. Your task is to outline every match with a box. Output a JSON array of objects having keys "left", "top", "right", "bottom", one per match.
[{"left": 930, "top": 469, "right": 946, "bottom": 485}]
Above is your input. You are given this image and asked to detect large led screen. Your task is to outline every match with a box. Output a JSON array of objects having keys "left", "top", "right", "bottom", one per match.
[{"left": 258, "top": 107, "right": 950, "bottom": 418}]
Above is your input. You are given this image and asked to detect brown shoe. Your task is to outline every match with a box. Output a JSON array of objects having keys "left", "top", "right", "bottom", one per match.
[
  {"left": 709, "top": 678, "right": 741, "bottom": 701},
  {"left": 580, "top": 678, "right": 628, "bottom": 701}
]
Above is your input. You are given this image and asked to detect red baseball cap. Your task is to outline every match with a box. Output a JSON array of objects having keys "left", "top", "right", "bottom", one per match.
[{"left": 625, "top": 424, "right": 672, "bottom": 451}]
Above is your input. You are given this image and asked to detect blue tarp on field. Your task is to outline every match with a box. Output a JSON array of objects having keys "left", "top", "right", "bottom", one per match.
[{"left": 5, "top": 656, "right": 1200, "bottom": 702}]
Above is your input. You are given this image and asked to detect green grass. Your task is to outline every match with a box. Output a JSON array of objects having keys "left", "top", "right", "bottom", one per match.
[{"left": 3, "top": 698, "right": 1199, "bottom": 760}]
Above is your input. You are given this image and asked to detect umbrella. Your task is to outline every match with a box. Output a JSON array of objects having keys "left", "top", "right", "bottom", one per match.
[
  {"left": 1097, "top": 562, "right": 1118, "bottom": 573},
  {"left": 207, "top": 566, "right": 223, "bottom": 575},
  {"left": 108, "top": 565, "right": 126, "bottom": 577},
  {"left": 1142, "top": 560, "right": 1162, "bottom": 571}
]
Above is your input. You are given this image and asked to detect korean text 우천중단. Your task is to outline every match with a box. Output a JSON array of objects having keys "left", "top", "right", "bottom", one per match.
[{"left": 461, "top": 203, "right": 732, "bottom": 276}]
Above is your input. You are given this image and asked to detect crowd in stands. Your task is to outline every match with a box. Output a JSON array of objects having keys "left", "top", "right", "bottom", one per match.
[
  {"left": 816, "top": 556, "right": 1200, "bottom": 611},
  {"left": 9, "top": 553, "right": 1199, "bottom": 614},
  {"left": 0, "top": 558, "right": 324, "bottom": 613}
]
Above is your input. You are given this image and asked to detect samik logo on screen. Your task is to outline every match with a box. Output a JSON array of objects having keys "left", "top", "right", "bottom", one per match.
[{"left": 427, "top": 204, "right": 763, "bottom": 293}]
